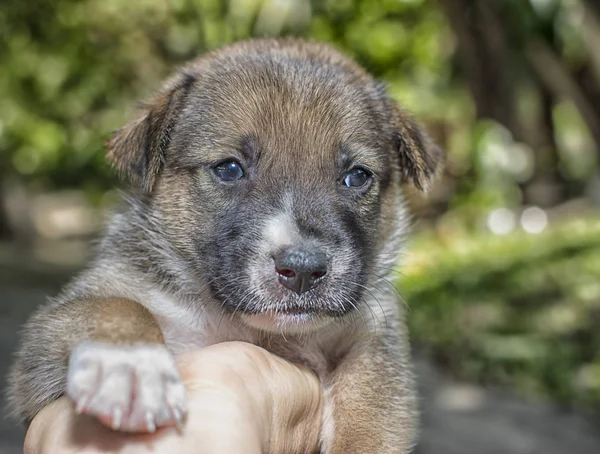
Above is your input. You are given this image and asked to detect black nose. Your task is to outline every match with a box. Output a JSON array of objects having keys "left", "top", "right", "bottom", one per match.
[{"left": 274, "top": 246, "right": 328, "bottom": 295}]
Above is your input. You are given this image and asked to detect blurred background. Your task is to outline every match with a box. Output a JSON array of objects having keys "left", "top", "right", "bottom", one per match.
[{"left": 1, "top": 0, "right": 599, "bottom": 452}]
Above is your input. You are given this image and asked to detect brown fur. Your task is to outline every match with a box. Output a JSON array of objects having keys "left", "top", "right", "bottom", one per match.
[
  {"left": 8, "top": 38, "right": 442, "bottom": 452},
  {"left": 90, "top": 298, "right": 164, "bottom": 344}
]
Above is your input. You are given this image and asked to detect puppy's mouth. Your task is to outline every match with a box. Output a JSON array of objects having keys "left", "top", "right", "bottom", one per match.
[
  {"left": 208, "top": 278, "right": 356, "bottom": 332},
  {"left": 237, "top": 297, "right": 348, "bottom": 318},
  {"left": 241, "top": 308, "right": 331, "bottom": 333},
  {"left": 233, "top": 283, "right": 360, "bottom": 333},
  {"left": 277, "top": 305, "right": 319, "bottom": 315}
]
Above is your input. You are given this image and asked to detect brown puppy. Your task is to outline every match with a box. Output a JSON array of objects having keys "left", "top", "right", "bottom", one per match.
[{"left": 8, "top": 39, "right": 442, "bottom": 453}]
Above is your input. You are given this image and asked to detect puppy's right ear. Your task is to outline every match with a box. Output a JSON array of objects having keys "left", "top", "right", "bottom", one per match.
[
  {"left": 106, "top": 72, "right": 197, "bottom": 193},
  {"left": 377, "top": 84, "right": 443, "bottom": 192}
]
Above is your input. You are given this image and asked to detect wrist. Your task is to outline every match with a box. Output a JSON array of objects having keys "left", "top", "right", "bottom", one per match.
[
  {"left": 184, "top": 385, "right": 264, "bottom": 454},
  {"left": 261, "top": 358, "right": 322, "bottom": 454},
  {"left": 179, "top": 342, "right": 322, "bottom": 454}
]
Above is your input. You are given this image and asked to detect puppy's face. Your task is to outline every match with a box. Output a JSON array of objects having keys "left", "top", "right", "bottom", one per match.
[{"left": 107, "top": 40, "right": 441, "bottom": 333}]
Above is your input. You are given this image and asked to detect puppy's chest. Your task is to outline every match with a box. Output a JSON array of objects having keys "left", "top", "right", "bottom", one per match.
[
  {"left": 144, "top": 291, "right": 336, "bottom": 375},
  {"left": 144, "top": 291, "right": 247, "bottom": 352}
]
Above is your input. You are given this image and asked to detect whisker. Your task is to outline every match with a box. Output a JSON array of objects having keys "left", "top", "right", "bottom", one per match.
[{"left": 366, "top": 273, "right": 411, "bottom": 313}]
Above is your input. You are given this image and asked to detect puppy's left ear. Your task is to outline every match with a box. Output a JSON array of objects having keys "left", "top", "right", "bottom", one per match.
[
  {"left": 386, "top": 99, "right": 444, "bottom": 192},
  {"left": 106, "top": 72, "right": 197, "bottom": 193}
]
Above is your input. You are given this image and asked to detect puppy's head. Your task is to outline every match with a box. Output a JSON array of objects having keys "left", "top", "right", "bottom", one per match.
[{"left": 107, "top": 39, "right": 442, "bottom": 333}]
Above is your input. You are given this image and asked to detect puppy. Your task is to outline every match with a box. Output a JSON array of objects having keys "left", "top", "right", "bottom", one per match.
[{"left": 8, "top": 39, "right": 441, "bottom": 453}]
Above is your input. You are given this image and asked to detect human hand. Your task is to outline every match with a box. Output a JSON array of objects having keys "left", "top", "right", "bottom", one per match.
[{"left": 24, "top": 342, "right": 322, "bottom": 454}]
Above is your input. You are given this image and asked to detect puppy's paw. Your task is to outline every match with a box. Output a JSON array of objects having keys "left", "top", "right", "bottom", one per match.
[{"left": 67, "top": 342, "right": 187, "bottom": 433}]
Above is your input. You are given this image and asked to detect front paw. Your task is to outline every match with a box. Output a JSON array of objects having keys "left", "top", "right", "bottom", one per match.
[{"left": 67, "top": 342, "right": 187, "bottom": 433}]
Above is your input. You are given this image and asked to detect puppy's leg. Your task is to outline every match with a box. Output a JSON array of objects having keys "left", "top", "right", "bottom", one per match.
[
  {"left": 8, "top": 297, "right": 186, "bottom": 432},
  {"left": 322, "top": 331, "right": 418, "bottom": 454}
]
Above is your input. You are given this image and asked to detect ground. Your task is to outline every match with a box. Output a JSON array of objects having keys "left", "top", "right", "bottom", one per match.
[{"left": 1, "top": 241, "right": 599, "bottom": 453}]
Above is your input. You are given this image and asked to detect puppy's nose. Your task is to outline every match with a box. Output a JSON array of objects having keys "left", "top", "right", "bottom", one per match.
[{"left": 274, "top": 246, "right": 328, "bottom": 295}]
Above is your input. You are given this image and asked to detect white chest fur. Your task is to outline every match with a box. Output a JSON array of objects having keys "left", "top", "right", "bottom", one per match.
[
  {"left": 139, "top": 287, "right": 382, "bottom": 378},
  {"left": 142, "top": 289, "right": 255, "bottom": 355}
]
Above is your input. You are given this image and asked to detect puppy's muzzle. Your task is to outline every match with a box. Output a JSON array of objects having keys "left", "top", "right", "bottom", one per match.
[{"left": 274, "top": 246, "right": 327, "bottom": 295}]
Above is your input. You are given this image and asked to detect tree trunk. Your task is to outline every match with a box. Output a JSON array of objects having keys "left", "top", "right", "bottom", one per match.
[
  {"left": 0, "top": 184, "right": 11, "bottom": 239},
  {"left": 581, "top": 0, "right": 600, "bottom": 20},
  {"left": 527, "top": 40, "right": 600, "bottom": 151},
  {"left": 437, "top": 0, "right": 522, "bottom": 139}
]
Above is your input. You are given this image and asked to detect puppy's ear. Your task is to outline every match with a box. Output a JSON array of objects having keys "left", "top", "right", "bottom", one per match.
[
  {"left": 386, "top": 98, "right": 443, "bottom": 192},
  {"left": 106, "top": 72, "right": 197, "bottom": 193}
]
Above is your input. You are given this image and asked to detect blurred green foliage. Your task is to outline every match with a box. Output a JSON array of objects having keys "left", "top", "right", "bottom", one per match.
[
  {"left": 0, "top": 0, "right": 452, "bottom": 193},
  {"left": 401, "top": 217, "right": 600, "bottom": 409}
]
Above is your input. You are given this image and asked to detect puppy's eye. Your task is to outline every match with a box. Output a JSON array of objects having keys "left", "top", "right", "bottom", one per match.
[
  {"left": 342, "top": 167, "right": 372, "bottom": 188},
  {"left": 214, "top": 160, "right": 244, "bottom": 181}
]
